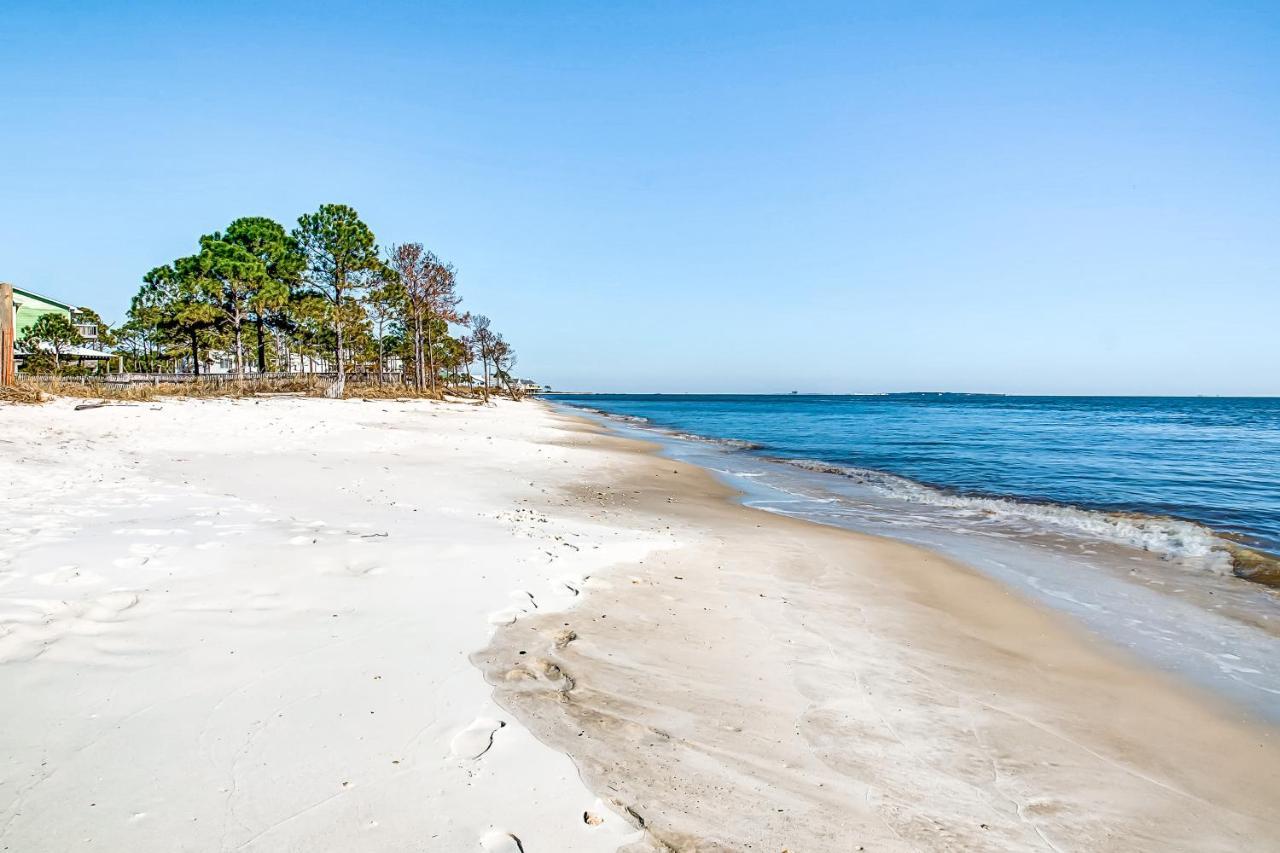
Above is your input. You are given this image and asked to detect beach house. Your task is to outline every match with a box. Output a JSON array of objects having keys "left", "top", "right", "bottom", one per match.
[
  {"left": 8, "top": 286, "right": 114, "bottom": 368},
  {"left": 11, "top": 286, "right": 102, "bottom": 340}
]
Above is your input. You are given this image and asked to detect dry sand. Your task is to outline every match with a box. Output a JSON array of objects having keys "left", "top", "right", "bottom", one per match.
[
  {"left": 1, "top": 396, "right": 661, "bottom": 852},
  {"left": 2, "top": 397, "right": 1277, "bottom": 852}
]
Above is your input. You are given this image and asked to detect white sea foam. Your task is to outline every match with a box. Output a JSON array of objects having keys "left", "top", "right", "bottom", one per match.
[
  {"left": 670, "top": 432, "right": 763, "bottom": 451},
  {"left": 571, "top": 406, "right": 650, "bottom": 425},
  {"left": 777, "top": 458, "right": 1236, "bottom": 573},
  {"left": 565, "top": 403, "right": 1241, "bottom": 575}
]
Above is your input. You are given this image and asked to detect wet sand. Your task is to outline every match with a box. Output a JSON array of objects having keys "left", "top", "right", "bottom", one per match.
[{"left": 478, "top": 409, "right": 1280, "bottom": 851}]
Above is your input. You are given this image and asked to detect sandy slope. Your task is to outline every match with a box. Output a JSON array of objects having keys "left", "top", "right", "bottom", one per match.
[
  {"left": 0, "top": 396, "right": 663, "bottom": 852},
  {"left": 2, "top": 397, "right": 1277, "bottom": 853},
  {"left": 478, "top": 410, "right": 1280, "bottom": 852}
]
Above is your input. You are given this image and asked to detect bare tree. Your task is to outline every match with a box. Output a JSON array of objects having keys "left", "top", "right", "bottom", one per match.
[
  {"left": 366, "top": 264, "right": 402, "bottom": 383},
  {"left": 456, "top": 334, "right": 477, "bottom": 396},
  {"left": 387, "top": 243, "right": 462, "bottom": 394},
  {"left": 469, "top": 314, "right": 497, "bottom": 402},
  {"left": 468, "top": 316, "right": 520, "bottom": 401},
  {"left": 387, "top": 243, "right": 429, "bottom": 390},
  {"left": 492, "top": 335, "right": 520, "bottom": 399},
  {"left": 424, "top": 257, "right": 463, "bottom": 394}
]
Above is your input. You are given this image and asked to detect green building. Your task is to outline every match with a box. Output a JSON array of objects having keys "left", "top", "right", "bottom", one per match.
[
  {"left": 11, "top": 287, "right": 99, "bottom": 341},
  {"left": 9, "top": 286, "right": 112, "bottom": 370}
]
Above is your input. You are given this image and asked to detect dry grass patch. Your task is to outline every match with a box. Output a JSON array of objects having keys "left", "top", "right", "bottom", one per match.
[
  {"left": 24, "top": 376, "right": 326, "bottom": 401},
  {"left": 0, "top": 382, "right": 48, "bottom": 404},
  {"left": 15, "top": 376, "right": 493, "bottom": 403},
  {"left": 346, "top": 383, "right": 444, "bottom": 400}
]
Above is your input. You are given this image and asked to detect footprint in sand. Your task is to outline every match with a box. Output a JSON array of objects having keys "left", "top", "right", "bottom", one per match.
[
  {"left": 479, "top": 830, "right": 524, "bottom": 852},
  {"left": 0, "top": 591, "right": 142, "bottom": 663},
  {"left": 34, "top": 565, "right": 101, "bottom": 587},
  {"left": 450, "top": 717, "right": 505, "bottom": 760},
  {"left": 487, "top": 608, "right": 523, "bottom": 626},
  {"left": 114, "top": 528, "right": 188, "bottom": 537},
  {"left": 113, "top": 543, "right": 163, "bottom": 569},
  {"left": 80, "top": 591, "right": 141, "bottom": 622},
  {"left": 488, "top": 590, "right": 540, "bottom": 626}
]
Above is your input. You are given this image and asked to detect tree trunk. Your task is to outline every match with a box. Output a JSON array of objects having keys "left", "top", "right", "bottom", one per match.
[
  {"left": 256, "top": 316, "right": 267, "bottom": 373},
  {"left": 376, "top": 320, "right": 384, "bottom": 384},
  {"left": 413, "top": 311, "right": 426, "bottom": 391},
  {"left": 278, "top": 332, "right": 289, "bottom": 374},
  {"left": 233, "top": 307, "right": 245, "bottom": 380},
  {"left": 191, "top": 331, "right": 201, "bottom": 376},
  {"left": 329, "top": 284, "right": 346, "bottom": 398},
  {"left": 425, "top": 313, "right": 437, "bottom": 394}
]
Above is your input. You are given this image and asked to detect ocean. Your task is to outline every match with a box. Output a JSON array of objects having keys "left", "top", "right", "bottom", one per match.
[{"left": 549, "top": 393, "right": 1280, "bottom": 718}]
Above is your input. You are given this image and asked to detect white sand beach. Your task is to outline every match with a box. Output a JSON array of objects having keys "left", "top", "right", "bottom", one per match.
[
  {"left": 1, "top": 397, "right": 661, "bottom": 852},
  {"left": 2, "top": 397, "right": 1278, "bottom": 852}
]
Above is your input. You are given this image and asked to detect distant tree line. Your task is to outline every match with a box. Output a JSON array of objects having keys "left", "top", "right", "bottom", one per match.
[{"left": 112, "top": 203, "right": 520, "bottom": 399}]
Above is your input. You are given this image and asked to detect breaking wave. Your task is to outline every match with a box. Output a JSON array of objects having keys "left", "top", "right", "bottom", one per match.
[
  {"left": 558, "top": 401, "right": 1277, "bottom": 582},
  {"left": 670, "top": 432, "right": 763, "bottom": 451},
  {"left": 573, "top": 406, "right": 652, "bottom": 425},
  {"left": 776, "top": 458, "right": 1236, "bottom": 572}
]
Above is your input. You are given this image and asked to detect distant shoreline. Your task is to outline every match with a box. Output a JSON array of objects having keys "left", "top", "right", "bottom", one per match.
[{"left": 541, "top": 390, "right": 1280, "bottom": 399}]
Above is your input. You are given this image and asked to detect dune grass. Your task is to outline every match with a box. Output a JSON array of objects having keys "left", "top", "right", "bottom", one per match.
[
  {"left": 5, "top": 376, "right": 489, "bottom": 403},
  {"left": 0, "top": 382, "right": 47, "bottom": 404}
]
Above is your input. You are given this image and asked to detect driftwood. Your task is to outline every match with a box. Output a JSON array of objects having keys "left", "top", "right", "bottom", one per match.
[{"left": 74, "top": 401, "right": 139, "bottom": 411}]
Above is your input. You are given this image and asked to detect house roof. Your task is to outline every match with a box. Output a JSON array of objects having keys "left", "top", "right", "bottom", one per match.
[
  {"left": 60, "top": 345, "right": 115, "bottom": 359},
  {"left": 12, "top": 287, "right": 78, "bottom": 312},
  {"left": 18, "top": 341, "right": 116, "bottom": 359}
]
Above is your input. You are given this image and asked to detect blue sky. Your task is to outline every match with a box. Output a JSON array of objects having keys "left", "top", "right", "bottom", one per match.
[{"left": 2, "top": 1, "right": 1277, "bottom": 394}]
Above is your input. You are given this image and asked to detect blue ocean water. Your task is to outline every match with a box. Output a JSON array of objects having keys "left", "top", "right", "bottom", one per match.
[{"left": 551, "top": 394, "right": 1280, "bottom": 555}]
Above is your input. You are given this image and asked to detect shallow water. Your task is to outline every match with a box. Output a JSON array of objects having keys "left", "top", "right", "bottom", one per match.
[
  {"left": 551, "top": 396, "right": 1280, "bottom": 722},
  {"left": 551, "top": 394, "right": 1280, "bottom": 559}
]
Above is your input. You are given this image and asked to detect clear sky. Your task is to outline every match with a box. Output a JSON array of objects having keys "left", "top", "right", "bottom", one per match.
[{"left": 2, "top": 1, "right": 1277, "bottom": 394}]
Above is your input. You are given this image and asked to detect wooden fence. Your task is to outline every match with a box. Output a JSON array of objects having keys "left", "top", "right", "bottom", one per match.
[{"left": 22, "top": 371, "right": 412, "bottom": 387}]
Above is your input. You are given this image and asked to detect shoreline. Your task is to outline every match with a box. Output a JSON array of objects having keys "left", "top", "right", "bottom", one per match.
[
  {"left": 2, "top": 396, "right": 1276, "bottom": 852},
  {"left": 482, "top": 402, "right": 1280, "bottom": 850},
  {"left": 556, "top": 400, "right": 1280, "bottom": 720},
  {"left": 554, "top": 399, "right": 1280, "bottom": 587}
]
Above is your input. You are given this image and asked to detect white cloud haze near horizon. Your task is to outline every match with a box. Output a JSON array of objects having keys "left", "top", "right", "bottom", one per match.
[{"left": 1, "top": 1, "right": 1277, "bottom": 395}]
